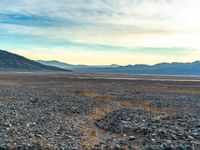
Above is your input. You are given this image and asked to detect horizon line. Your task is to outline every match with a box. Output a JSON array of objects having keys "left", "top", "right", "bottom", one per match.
[{"left": 1, "top": 48, "right": 199, "bottom": 66}]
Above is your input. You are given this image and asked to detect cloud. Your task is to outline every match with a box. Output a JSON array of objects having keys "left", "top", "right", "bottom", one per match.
[
  {"left": 1, "top": 0, "right": 200, "bottom": 28},
  {"left": 0, "top": 13, "right": 64, "bottom": 27},
  {"left": 0, "top": 0, "right": 200, "bottom": 64}
]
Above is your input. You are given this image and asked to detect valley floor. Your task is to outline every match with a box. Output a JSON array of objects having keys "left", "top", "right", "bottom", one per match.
[{"left": 0, "top": 73, "right": 199, "bottom": 149}]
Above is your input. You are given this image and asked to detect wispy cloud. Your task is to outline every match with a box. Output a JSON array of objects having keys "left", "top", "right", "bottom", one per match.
[
  {"left": 0, "top": 0, "right": 200, "bottom": 64},
  {"left": 0, "top": 13, "right": 63, "bottom": 27}
]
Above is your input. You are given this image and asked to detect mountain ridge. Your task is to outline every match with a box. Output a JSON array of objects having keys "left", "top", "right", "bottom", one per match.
[
  {"left": 0, "top": 50, "right": 72, "bottom": 72},
  {"left": 38, "top": 60, "right": 200, "bottom": 75},
  {"left": 37, "top": 60, "right": 120, "bottom": 70}
]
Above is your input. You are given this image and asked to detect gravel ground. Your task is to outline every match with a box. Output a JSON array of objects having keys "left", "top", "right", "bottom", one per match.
[
  {"left": 96, "top": 108, "right": 200, "bottom": 149},
  {"left": 0, "top": 73, "right": 199, "bottom": 150}
]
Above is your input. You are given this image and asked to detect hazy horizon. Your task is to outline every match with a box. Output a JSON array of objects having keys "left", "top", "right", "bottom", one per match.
[
  {"left": 1, "top": 0, "right": 200, "bottom": 65},
  {"left": 37, "top": 58, "right": 200, "bottom": 66},
  {"left": 1, "top": 49, "right": 199, "bottom": 66}
]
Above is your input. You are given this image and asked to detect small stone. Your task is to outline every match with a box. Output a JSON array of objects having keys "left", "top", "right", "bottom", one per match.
[
  {"left": 152, "top": 133, "right": 157, "bottom": 137},
  {"left": 151, "top": 138, "right": 156, "bottom": 142},
  {"left": 115, "top": 144, "right": 121, "bottom": 149},
  {"left": 129, "top": 136, "right": 135, "bottom": 141},
  {"left": 171, "top": 134, "right": 177, "bottom": 140},
  {"left": 188, "top": 135, "right": 194, "bottom": 140},
  {"left": 161, "top": 143, "right": 172, "bottom": 150},
  {"left": 99, "top": 139, "right": 107, "bottom": 144},
  {"left": 166, "top": 140, "right": 172, "bottom": 144},
  {"left": 35, "top": 134, "right": 42, "bottom": 138}
]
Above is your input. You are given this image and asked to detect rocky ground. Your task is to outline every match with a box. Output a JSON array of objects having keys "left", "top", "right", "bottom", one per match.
[
  {"left": 96, "top": 109, "right": 200, "bottom": 149},
  {"left": 0, "top": 73, "right": 199, "bottom": 150}
]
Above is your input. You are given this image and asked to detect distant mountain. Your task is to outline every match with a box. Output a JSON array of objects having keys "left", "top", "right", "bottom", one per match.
[
  {"left": 37, "top": 60, "right": 119, "bottom": 70},
  {"left": 113, "top": 61, "right": 200, "bottom": 75},
  {"left": 0, "top": 50, "right": 71, "bottom": 72},
  {"left": 38, "top": 60, "right": 200, "bottom": 75}
]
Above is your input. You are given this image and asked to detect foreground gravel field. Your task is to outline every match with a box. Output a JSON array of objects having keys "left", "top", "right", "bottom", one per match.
[{"left": 0, "top": 73, "right": 199, "bottom": 150}]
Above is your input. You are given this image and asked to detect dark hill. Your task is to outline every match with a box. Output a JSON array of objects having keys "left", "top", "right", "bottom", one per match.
[{"left": 0, "top": 49, "right": 71, "bottom": 72}]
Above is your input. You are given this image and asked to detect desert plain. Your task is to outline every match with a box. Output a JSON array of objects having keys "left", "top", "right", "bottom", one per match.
[{"left": 0, "top": 73, "right": 199, "bottom": 150}]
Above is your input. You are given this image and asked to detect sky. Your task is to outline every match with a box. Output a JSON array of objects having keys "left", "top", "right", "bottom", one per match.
[{"left": 0, "top": 0, "right": 200, "bottom": 65}]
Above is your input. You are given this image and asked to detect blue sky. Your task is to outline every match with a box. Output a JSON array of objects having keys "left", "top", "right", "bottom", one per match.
[{"left": 0, "top": 0, "right": 200, "bottom": 65}]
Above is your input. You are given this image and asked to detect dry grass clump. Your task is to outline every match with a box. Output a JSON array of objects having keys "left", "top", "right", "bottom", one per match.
[
  {"left": 81, "top": 89, "right": 176, "bottom": 120},
  {"left": 81, "top": 90, "right": 117, "bottom": 101},
  {"left": 81, "top": 90, "right": 101, "bottom": 97},
  {"left": 121, "top": 98, "right": 175, "bottom": 119},
  {"left": 90, "top": 104, "right": 118, "bottom": 120},
  {"left": 0, "top": 81, "right": 22, "bottom": 88},
  {"left": 137, "top": 85, "right": 200, "bottom": 95},
  {"left": 81, "top": 125, "right": 104, "bottom": 149}
]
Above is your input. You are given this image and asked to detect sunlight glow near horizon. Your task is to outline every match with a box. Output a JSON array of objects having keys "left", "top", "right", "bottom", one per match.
[{"left": 0, "top": 0, "right": 200, "bottom": 65}]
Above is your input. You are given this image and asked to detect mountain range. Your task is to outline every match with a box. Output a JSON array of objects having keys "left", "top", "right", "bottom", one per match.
[
  {"left": 38, "top": 60, "right": 200, "bottom": 75},
  {"left": 0, "top": 50, "right": 71, "bottom": 72},
  {"left": 37, "top": 60, "right": 119, "bottom": 70},
  {"left": 0, "top": 49, "right": 200, "bottom": 75}
]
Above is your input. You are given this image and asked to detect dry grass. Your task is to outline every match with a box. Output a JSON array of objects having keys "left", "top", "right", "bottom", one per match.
[
  {"left": 121, "top": 98, "right": 176, "bottom": 119},
  {"left": 91, "top": 104, "right": 118, "bottom": 120},
  {"left": 121, "top": 100, "right": 157, "bottom": 119},
  {"left": 81, "top": 101, "right": 120, "bottom": 149},
  {"left": 81, "top": 90, "right": 101, "bottom": 97},
  {"left": 137, "top": 86, "right": 200, "bottom": 95},
  {"left": 81, "top": 89, "right": 174, "bottom": 119},
  {"left": 0, "top": 81, "right": 22, "bottom": 88},
  {"left": 165, "top": 88, "right": 200, "bottom": 95},
  {"left": 81, "top": 125, "right": 104, "bottom": 149},
  {"left": 81, "top": 90, "right": 117, "bottom": 101}
]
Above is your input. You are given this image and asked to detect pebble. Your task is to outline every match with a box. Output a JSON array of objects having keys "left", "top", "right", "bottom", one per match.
[{"left": 129, "top": 136, "right": 135, "bottom": 141}]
